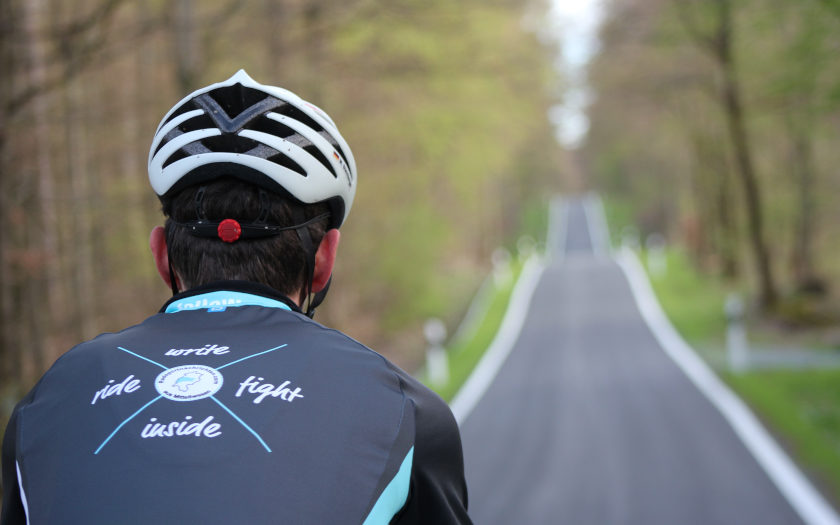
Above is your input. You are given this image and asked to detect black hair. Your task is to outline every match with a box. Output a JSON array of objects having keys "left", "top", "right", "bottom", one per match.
[{"left": 161, "top": 178, "right": 330, "bottom": 301}]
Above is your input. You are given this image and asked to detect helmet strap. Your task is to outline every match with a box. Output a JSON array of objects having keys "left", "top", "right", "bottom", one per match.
[
  {"left": 195, "top": 185, "right": 208, "bottom": 220},
  {"left": 309, "top": 276, "right": 332, "bottom": 312},
  {"left": 291, "top": 207, "right": 319, "bottom": 318},
  {"left": 168, "top": 186, "right": 329, "bottom": 315}
]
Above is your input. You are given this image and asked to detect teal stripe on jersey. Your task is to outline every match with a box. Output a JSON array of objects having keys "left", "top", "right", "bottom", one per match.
[
  {"left": 165, "top": 291, "right": 292, "bottom": 313},
  {"left": 363, "top": 447, "right": 414, "bottom": 525}
]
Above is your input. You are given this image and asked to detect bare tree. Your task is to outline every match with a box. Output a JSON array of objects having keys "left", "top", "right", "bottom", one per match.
[
  {"left": 173, "top": 0, "right": 199, "bottom": 92},
  {"left": 785, "top": 107, "right": 821, "bottom": 292},
  {"left": 63, "top": 74, "right": 98, "bottom": 340},
  {"left": 676, "top": 0, "right": 778, "bottom": 308},
  {"left": 0, "top": 0, "right": 19, "bottom": 400},
  {"left": 23, "top": 0, "right": 61, "bottom": 373}
]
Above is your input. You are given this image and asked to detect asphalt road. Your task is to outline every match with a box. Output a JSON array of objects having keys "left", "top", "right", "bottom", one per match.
[{"left": 459, "top": 197, "right": 806, "bottom": 524}]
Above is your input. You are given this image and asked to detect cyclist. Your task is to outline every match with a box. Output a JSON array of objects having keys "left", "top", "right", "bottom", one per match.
[{"left": 1, "top": 70, "right": 472, "bottom": 524}]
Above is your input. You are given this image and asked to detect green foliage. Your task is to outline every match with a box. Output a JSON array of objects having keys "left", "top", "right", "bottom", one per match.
[
  {"left": 605, "top": 194, "right": 733, "bottom": 344},
  {"left": 514, "top": 196, "right": 551, "bottom": 251},
  {"left": 585, "top": 0, "right": 840, "bottom": 310},
  {"left": 589, "top": 0, "right": 840, "bottom": 504},
  {"left": 600, "top": 194, "right": 637, "bottom": 248},
  {"left": 646, "top": 248, "right": 731, "bottom": 343},
  {"left": 322, "top": 1, "right": 563, "bottom": 338},
  {"left": 0, "top": 0, "right": 564, "bottom": 398},
  {"left": 418, "top": 196, "right": 548, "bottom": 400}
]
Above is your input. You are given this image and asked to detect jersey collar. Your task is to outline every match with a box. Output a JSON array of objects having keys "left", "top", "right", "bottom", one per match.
[{"left": 160, "top": 280, "right": 301, "bottom": 314}]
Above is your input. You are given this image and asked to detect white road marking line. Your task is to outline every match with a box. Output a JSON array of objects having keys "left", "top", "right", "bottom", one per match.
[
  {"left": 616, "top": 246, "right": 840, "bottom": 525},
  {"left": 449, "top": 255, "right": 545, "bottom": 425},
  {"left": 451, "top": 194, "right": 569, "bottom": 423},
  {"left": 451, "top": 276, "right": 493, "bottom": 345},
  {"left": 548, "top": 196, "right": 569, "bottom": 261},
  {"left": 583, "top": 193, "right": 610, "bottom": 258}
]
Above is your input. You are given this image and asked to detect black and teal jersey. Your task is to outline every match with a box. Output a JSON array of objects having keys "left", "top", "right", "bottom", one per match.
[{"left": 1, "top": 281, "right": 471, "bottom": 524}]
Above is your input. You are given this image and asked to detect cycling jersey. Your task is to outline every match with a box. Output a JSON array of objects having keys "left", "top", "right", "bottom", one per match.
[{"left": 1, "top": 281, "right": 472, "bottom": 524}]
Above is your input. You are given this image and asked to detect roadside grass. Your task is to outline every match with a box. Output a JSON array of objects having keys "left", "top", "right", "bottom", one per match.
[
  {"left": 515, "top": 195, "right": 550, "bottom": 252},
  {"left": 600, "top": 195, "right": 637, "bottom": 247},
  {"left": 644, "top": 245, "right": 840, "bottom": 503},
  {"left": 422, "top": 257, "right": 526, "bottom": 402},
  {"left": 419, "top": 196, "right": 548, "bottom": 402},
  {"left": 643, "top": 249, "right": 730, "bottom": 344},
  {"left": 724, "top": 369, "right": 840, "bottom": 501}
]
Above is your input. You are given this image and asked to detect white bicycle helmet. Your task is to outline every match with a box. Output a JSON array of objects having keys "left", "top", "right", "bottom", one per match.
[{"left": 148, "top": 70, "right": 356, "bottom": 228}]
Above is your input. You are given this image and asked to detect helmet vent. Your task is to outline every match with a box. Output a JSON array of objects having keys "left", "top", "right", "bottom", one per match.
[
  {"left": 163, "top": 101, "right": 200, "bottom": 124},
  {"left": 275, "top": 104, "right": 324, "bottom": 134},
  {"left": 200, "top": 134, "right": 261, "bottom": 155},
  {"left": 153, "top": 113, "right": 215, "bottom": 156},
  {"left": 266, "top": 152, "right": 307, "bottom": 177},
  {"left": 250, "top": 118, "right": 296, "bottom": 140},
  {"left": 149, "top": 71, "right": 356, "bottom": 227},
  {"left": 208, "top": 83, "right": 271, "bottom": 118},
  {"left": 194, "top": 93, "right": 283, "bottom": 135},
  {"left": 162, "top": 148, "right": 188, "bottom": 169},
  {"left": 251, "top": 118, "right": 337, "bottom": 178}
]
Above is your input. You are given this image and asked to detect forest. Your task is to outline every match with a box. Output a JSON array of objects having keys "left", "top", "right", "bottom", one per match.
[
  {"left": 5, "top": 0, "right": 840, "bottom": 455},
  {"left": 0, "top": 0, "right": 563, "bottom": 418},
  {"left": 4, "top": 0, "right": 840, "bottom": 512},
  {"left": 585, "top": 0, "right": 840, "bottom": 323}
]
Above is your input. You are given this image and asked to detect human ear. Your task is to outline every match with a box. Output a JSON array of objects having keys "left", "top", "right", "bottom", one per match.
[
  {"left": 312, "top": 229, "right": 340, "bottom": 292},
  {"left": 149, "top": 226, "right": 178, "bottom": 290}
]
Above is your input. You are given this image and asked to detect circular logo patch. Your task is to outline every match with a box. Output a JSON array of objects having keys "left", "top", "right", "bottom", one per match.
[{"left": 155, "top": 365, "right": 223, "bottom": 402}]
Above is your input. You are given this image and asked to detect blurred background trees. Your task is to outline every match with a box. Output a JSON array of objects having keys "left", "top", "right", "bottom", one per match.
[
  {"left": 6, "top": 0, "right": 839, "bottom": 454},
  {"left": 585, "top": 0, "right": 840, "bottom": 320},
  {"left": 0, "top": 0, "right": 563, "bottom": 411}
]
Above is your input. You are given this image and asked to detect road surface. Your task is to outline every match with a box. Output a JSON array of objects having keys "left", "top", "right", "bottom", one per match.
[{"left": 458, "top": 197, "right": 813, "bottom": 524}]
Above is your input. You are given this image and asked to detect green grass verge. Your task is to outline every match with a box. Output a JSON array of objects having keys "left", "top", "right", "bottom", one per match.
[
  {"left": 422, "top": 257, "right": 526, "bottom": 402},
  {"left": 644, "top": 249, "right": 730, "bottom": 344},
  {"left": 600, "top": 194, "right": 637, "bottom": 248},
  {"left": 418, "top": 196, "right": 547, "bottom": 401},
  {"left": 724, "top": 370, "right": 840, "bottom": 502},
  {"left": 644, "top": 246, "right": 840, "bottom": 503}
]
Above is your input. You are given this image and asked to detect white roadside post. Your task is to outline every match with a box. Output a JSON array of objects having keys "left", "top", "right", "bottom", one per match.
[
  {"left": 621, "top": 226, "right": 640, "bottom": 251},
  {"left": 424, "top": 318, "right": 449, "bottom": 386},
  {"left": 517, "top": 235, "right": 536, "bottom": 260},
  {"left": 491, "top": 247, "right": 512, "bottom": 287},
  {"left": 645, "top": 233, "right": 667, "bottom": 278},
  {"left": 725, "top": 293, "right": 749, "bottom": 372}
]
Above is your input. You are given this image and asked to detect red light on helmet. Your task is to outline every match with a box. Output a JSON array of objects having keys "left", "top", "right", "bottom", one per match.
[{"left": 217, "top": 219, "right": 242, "bottom": 243}]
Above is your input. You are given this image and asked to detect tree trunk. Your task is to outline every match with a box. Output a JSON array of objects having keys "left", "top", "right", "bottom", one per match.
[
  {"left": 715, "top": 0, "right": 777, "bottom": 308},
  {"left": 787, "top": 110, "right": 821, "bottom": 292},
  {"left": 714, "top": 152, "right": 738, "bottom": 279},
  {"left": 64, "top": 77, "right": 98, "bottom": 340},
  {"left": 302, "top": 1, "right": 325, "bottom": 100},
  {"left": 0, "top": 0, "right": 16, "bottom": 400},
  {"left": 687, "top": 133, "right": 712, "bottom": 263},
  {"left": 683, "top": 104, "right": 738, "bottom": 277},
  {"left": 24, "top": 0, "right": 60, "bottom": 372},
  {"left": 265, "top": 0, "right": 287, "bottom": 74},
  {"left": 121, "top": 45, "right": 148, "bottom": 275},
  {"left": 174, "top": 0, "right": 199, "bottom": 92},
  {"left": 138, "top": 10, "right": 165, "bottom": 264}
]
